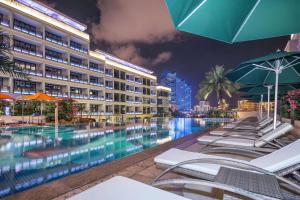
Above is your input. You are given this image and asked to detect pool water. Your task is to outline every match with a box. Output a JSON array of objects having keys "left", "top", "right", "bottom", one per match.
[{"left": 0, "top": 118, "right": 215, "bottom": 197}]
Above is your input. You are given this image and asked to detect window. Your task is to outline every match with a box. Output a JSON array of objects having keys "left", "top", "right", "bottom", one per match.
[
  {"left": 45, "top": 49, "right": 62, "bottom": 59},
  {"left": 45, "top": 31, "right": 62, "bottom": 43},
  {"left": 90, "top": 62, "right": 99, "bottom": 70},
  {"left": 13, "top": 80, "right": 36, "bottom": 93},
  {"left": 120, "top": 83, "right": 126, "bottom": 91},
  {"left": 90, "top": 104, "right": 99, "bottom": 113},
  {"left": 45, "top": 84, "right": 63, "bottom": 95},
  {"left": 120, "top": 71, "right": 126, "bottom": 80},
  {"left": 14, "top": 19, "right": 36, "bottom": 33},
  {"left": 14, "top": 39, "right": 36, "bottom": 52},
  {"left": 70, "top": 72, "right": 83, "bottom": 81},
  {"left": 114, "top": 70, "right": 120, "bottom": 78},
  {"left": 70, "top": 87, "right": 83, "bottom": 95},
  {"left": 14, "top": 59, "right": 36, "bottom": 73},
  {"left": 90, "top": 90, "right": 99, "bottom": 97},
  {"left": 45, "top": 66, "right": 62, "bottom": 77},
  {"left": 70, "top": 41, "right": 82, "bottom": 49},
  {"left": 70, "top": 56, "right": 82, "bottom": 65},
  {"left": 114, "top": 81, "right": 120, "bottom": 90},
  {"left": 90, "top": 76, "right": 98, "bottom": 84}
]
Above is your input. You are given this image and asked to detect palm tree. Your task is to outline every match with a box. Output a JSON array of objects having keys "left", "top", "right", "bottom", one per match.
[
  {"left": 0, "top": 31, "right": 26, "bottom": 78},
  {"left": 197, "top": 65, "right": 236, "bottom": 107}
]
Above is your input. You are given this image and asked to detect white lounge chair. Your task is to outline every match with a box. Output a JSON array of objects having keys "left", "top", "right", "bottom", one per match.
[
  {"left": 67, "top": 176, "right": 189, "bottom": 200},
  {"left": 197, "top": 123, "right": 293, "bottom": 149},
  {"left": 210, "top": 121, "right": 281, "bottom": 136},
  {"left": 154, "top": 139, "right": 300, "bottom": 194}
]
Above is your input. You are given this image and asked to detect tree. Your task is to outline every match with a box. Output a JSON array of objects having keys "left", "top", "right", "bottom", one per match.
[
  {"left": 0, "top": 31, "right": 27, "bottom": 78},
  {"left": 197, "top": 65, "right": 236, "bottom": 108}
]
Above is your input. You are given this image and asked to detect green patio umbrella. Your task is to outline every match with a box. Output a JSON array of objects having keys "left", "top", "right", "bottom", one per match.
[
  {"left": 239, "top": 84, "right": 300, "bottom": 118},
  {"left": 227, "top": 50, "right": 300, "bottom": 129},
  {"left": 164, "top": 0, "right": 300, "bottom": 43}
]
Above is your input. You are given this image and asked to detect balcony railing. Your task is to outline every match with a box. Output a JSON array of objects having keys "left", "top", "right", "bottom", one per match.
[
  {"left": 13, "top": 89, "right": 36, "bottom": 95},
  {"left": 90, "top": 82, "right": 104, "bottom": 87},
  {"left": 70, "top": 94, "right": 88, "bottom": 99},
  {"left": 0, "top": 18, "right": 9, "bottom": 27},
  {"left": 45, "top": 37, "right": 68, "bottom": 47},
  {"left": 70, "top": 45, "right": 88, "bottom": 54},
  {"left": 105, "top": 98, "right": 113, "bottom": 102},
  {"left": 70, "top": 78, "right": 88, "bottom": 84},
  {"left": 13, "top": 25, "right": 43, "bottom": 39},
  {"left": 0, "top": 86, "right": 10, "bottom": 93},
  {"left": 13, "top": 46, "right": 43, "bottom": 57},
  {"left": 90, "top": 111, "right": 105, "bottom": 116},
  {"left": 45, "top": 73, "right": 68, "bottom": 81},
  {"left": 70, "top": 62, "right": 88, "bottom": 69},
  {"left": 90, "top": 67, "right": 104, "bottom": 73},
  {"left": 46, "top": 92, "right": 68, "bottom": 98},
  {"left": 45, "top": 55, "right": 68, "bottom": 64},
  {"left": 90, "top": 96, "right": 105, "bottom": 101}
]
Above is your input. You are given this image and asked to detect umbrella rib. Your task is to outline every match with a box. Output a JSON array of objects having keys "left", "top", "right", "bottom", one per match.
[
  {"left": 178, "top": 0, "right": 208, "bottom": 27},
  {"left": 252, "top": 64, "right": 274, "bottom": 71},
  {"left": 265, "top": 60, "right": 275, "bottom": 69},
  {"left": 235, "top": 67, "right": 257, "bottom": 82},
  {"left": 282, "top": 57, "right": 300, "bottom": 69},
  {"left": 263, "top": 70, "right": 271, "bottom": 85},
  {"left": 232, "top": 0, "right": 261, "bottom": 42}
]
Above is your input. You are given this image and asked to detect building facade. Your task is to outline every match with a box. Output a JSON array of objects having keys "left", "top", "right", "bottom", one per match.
[
  {"left": 160, "top": 72, "right": 191, "bottom": 112},
  {"left": 156, "top": 86, "right": 171, "bottom": 117},
  {"left": 194, "top": 100, "right": 210, "bottom": 114},
  {"left": 0, "top": 0, "right": 158, "bottom": 123}
]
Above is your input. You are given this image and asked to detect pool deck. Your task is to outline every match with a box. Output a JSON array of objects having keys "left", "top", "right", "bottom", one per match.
[{"left": 5, "top": 125, "right": 300, "bottom": 200}]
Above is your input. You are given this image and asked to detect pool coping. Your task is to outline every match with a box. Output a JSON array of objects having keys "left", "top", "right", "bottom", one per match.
[{"left": 4, "top": 127, "right": 214, "bottom": 200}]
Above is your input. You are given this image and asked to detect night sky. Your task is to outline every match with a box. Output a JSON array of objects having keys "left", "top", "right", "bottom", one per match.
[{"left": 39, "top": 0, "right": 289, "bottom": 106}]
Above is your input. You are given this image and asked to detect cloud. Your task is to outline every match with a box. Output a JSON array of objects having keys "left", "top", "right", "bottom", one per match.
[
  {"left": 152, "top": 52, "right": 172, "bottom": 65},
  {"left": 91, "top": 0, "right": 177, "bottom": 44},
  {"left": 111, "top": 44, "right": 172, "bottom": 66}
]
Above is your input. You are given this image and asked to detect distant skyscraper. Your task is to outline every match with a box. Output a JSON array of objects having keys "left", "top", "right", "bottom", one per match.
[{"left": 160, "top": 72, "right": 191, "bottom": 112}]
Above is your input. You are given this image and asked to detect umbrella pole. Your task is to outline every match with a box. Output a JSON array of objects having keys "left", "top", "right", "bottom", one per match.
[
  {"left": 274, "top": 70, "right": 279, "bottom": 130},
  {"left": 266, "top": 86, "right": 272, "bottom": 119},
  {"left": 260, "top": 94, "right": 263, "bottom": 119}
]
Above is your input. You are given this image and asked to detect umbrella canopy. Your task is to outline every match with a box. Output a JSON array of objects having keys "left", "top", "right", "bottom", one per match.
[
  {"left": 227, "top": 50, "right": 300, "bottom": 129},
  {"left": 239, "top": 84, "right": 300, "bottom": 95},
  {"left": 164, "top": 0, "right": 300, "bottom": 43},
  {"left": 21, "top": 92, "right": 58, "bottom": 102},
  {"left": 0, "top": 93, "right": 14, "bottom": 100}
]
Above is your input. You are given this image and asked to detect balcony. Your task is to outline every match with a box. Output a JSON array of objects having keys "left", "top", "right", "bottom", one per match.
[
  {"left": 46, "top": 91, "right": 68, "bottom": 98},
  {"left": 105, "top": 69, "right": 113, "bottom": 77},
  {"left": 0, "top": 86, "right": 10, "bottom": 93},
  {"left": 19, "top": 69, "right": 43, "bottom": 77},
  {"left": 70, "top": 94, "right": 88, "bottom": 99},
  {"left": 13, "top": 19, "right": 42, "bottom": 38},
  {"left": 90, "top": 95, "right": 105, "bottom": 101},
  {"left": 70, "top": 41, "right": 88, "bottom": 54},
  {"left": 13, "top": 46, "right": 43, "bottom": 58},
  {"left": 13, "top": 88, "right": 36, "bottom": 95},
  {"left": 90, "top": 111, "right": 105, "bottom": 116},
  {"left": 45, "top": 73, "right": 68, "bottom": 81},
  {"left": 46, "top": 37, "right": 68, "bottom": 47},
  {"left": 70, "top": 78, "right": 88, "bottom": 84},
  {"left": 70, "top": 62, "right": 88, "bottom": 69},
  {"left": 90, "top": 81, "right": 104, "bottom": 87},
  {"left": 0, "top": 14, "right": 9, "bottom": 27}
]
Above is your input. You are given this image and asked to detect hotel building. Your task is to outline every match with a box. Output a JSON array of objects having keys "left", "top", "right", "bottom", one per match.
[
  {"left": 156, "top": 86, "right": 171, "bottom": 117},
  {"left": 0, "top": 0, "right": 163, "bottom": 123}
]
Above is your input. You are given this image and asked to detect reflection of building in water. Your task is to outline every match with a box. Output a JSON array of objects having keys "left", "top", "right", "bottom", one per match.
[
  {"left": 0, "top": 124, "right": 160, "bottom": 197},
  {"left": 168, "top": 118, "right": 192, "bottom": 139}
]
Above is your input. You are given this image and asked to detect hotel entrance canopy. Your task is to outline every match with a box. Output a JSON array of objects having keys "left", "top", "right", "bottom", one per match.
[{"left": 164, "top": 0, "right": 300, "bottom": 43}]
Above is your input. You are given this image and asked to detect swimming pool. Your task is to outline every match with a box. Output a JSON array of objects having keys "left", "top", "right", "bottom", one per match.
[{"left": 0, "top": 118, "right": 215, "bottom": 197}]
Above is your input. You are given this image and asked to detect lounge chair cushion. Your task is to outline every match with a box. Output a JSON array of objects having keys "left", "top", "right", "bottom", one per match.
[
  {"left": 197, "top": 136, "right": 254, "bottom": 147},
  {"left": 251, "top": 138, "right": 300, "bottom": 172},
  {"left": 254, "top": 123, "right": 293, "bottom": 147},
  {"left": 68, "top": 176, "right": 189, "bottom": 200},
  {"left": 155, "top": 148, "right": 239, "bottom": 176}
]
